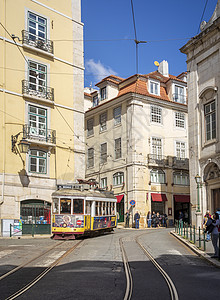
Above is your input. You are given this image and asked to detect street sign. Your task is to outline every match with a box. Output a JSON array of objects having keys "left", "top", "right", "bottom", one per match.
[
  {"left": 76, "top": 220, "right": 82, "bottom": 226},
  {"left": 129, "top": 200, "right": 136, "bottom": 206}
]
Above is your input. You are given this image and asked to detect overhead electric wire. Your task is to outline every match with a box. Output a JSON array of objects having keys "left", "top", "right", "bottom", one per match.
[{"left": 197, "top": 0, "right": 209, "bottom": 34}]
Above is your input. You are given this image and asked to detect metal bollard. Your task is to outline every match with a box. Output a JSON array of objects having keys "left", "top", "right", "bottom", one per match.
[
  {"left": 198, "top": 226, "right": 201, "bottom": 248},
  {"left": 10, "top": 224, "right": 12, "bottom": 237},
  {"left": 181, "top": 221, "right": 183, "bottom": 236},
  {"left": 186, "top": 223, "right": 188, "bottom": 240},
  {"left": 190, "top": 225, "right": 192, "bottom": 242},
  {"left": 184, "top": 222, "right": 186, "bottom": 237},
  {"left": 193, "top": 225, "right": 196, "bottom": 244},
  {"left": 203, "top": 231, "right": 206, "bottom": 252}
]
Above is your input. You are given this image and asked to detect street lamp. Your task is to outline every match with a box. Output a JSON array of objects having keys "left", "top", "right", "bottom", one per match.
[
  {"left": 195, "top": 174, "right": 202, "bottom": 212},
  {"left": 11, "top": 133, "right": 30, "bottom": 154}
]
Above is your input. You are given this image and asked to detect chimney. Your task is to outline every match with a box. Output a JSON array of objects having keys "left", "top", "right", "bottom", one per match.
[{"left": 158, "top": 60, "right": 169, "bottom": 77}]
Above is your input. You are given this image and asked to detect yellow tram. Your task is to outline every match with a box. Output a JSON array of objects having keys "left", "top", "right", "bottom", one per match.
[{"left": 51, "top": 185, "right": 117, "bottom": 239}]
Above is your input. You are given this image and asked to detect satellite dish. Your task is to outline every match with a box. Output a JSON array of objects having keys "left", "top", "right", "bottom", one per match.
[
  {"left": 154, "top": 61, "right": 159, "bottom": 67},
  {"left": 200, "top": 20, "right": 207, "bottom": 31}
]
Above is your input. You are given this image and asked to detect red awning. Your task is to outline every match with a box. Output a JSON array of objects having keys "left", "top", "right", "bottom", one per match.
[
  {"left": 116, "top": 195, "right": 124, "bottom": 203},
  {"left": 151, "top": 193, "right": 167, "bottom": 202},
  {"left": 174, "top": 195, "right": 190, "bottom": 203}
]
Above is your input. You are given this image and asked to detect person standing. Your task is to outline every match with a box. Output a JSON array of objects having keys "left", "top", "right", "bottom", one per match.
[
  {"left": 211, "top": 212, "right": 220, "bottom": 258},
  {"left": 125, "top": 210, "right": 130, "bottom": 228},
  {"left": 147, "top": 211, "right": 152, "bottom": 228},
  {"left": 203, "top": 210, "right": 211, "bottom": 241},
  {"left": 134, "top": 211, "right": 140, "bottom": 229}
]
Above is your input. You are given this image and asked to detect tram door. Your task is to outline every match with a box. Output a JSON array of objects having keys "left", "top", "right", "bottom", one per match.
[{"left": 20, "top": 200, "right": 51, "bottom": 235}]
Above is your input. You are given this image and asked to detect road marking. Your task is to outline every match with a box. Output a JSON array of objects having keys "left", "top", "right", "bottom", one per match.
[
  {"left": 33, "top": 251, "right": 66, "bottom": 267},
  {"left": 0, "top": 250, "right": 15, "bottom": 258}
]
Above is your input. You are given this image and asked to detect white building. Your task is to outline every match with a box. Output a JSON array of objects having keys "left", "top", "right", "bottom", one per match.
[{"left": 180, "top": 1, "right": 220, "bottom": 227}]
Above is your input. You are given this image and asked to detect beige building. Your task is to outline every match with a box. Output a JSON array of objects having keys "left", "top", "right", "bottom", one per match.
[
  {"left": 180, "top": 1, "right": 220, "bottom": 227},
  {"left": 85, "top": 61, "right": 190, "bottom": 227},
  {"left": 0, "top": 0, "right": 84, "bottom": 236}
]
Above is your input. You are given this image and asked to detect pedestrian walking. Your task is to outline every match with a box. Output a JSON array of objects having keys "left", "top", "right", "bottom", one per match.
[
  {"left": 152, "top": 211, "right": 156, "bottom": 228},
  {"left": 116, "top": 211, "right": 120, "bottom": 226},
  {"left": 134, "top": 211, "right": 140, "bottom": 229},
  {"left": 125, "top": 210, "right": 130, "bottom": 228},
  {"left": 210, "top": 212, "right": 220, "bottom": 258},
  {"left": 203, "top": 210, "right": 211, "bottom": 241},
  {"left": 147, "top": 211, "right": 152, "bottom": 228}
]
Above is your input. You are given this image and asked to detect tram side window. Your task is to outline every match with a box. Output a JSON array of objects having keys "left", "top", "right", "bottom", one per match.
[
  {"left": 73, "top": 199, "right": 83, "bottom": 214},
  {"left": 95, "top": 201, "right": 100, "bottom": 216},
  {"left": 52, "top": 198, "right": 59, "bottom": 214},
  {"left": 85, "top": 201, "right": 91, "bottom": 214},
  {"left": 111, "top": 202, "right": 114, "bottom": 215},
  {"left": 60, "top": 199, "right": 71, "bottom": 214}
]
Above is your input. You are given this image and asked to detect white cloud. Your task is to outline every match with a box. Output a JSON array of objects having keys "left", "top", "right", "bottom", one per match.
[{"left": 85, "top": 59, "right": 117, "bottom": 83}]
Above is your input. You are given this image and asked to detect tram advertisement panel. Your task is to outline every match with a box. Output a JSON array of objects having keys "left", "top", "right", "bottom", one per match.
[
  {"left": 53, "top": 215, "right": 84, "bottom": 228},
  {"left": 93, "top": 216, "right": 115, "bottom": 230}
]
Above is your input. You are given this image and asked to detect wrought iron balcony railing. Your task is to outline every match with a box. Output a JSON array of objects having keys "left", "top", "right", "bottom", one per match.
[
  {"left": 23, "top": 124, "right": 56, "bottom": 144},
  {"left": 22, "top": 80, "right": 54, "bottom": 101},
  {"left": 172, "top": 157, "right": 189, "bottom": 169},
  {"left": 22, "top": 30, "right": 54, "bottom": 54},
  {"left": 172, "top": 93, "right": 186, "bottom": 104},
  {"left": 148, "top": 154, "right": 168, "bottom": 166}
]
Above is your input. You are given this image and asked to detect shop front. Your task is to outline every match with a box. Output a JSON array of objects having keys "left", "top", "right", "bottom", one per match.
[
  {"left": 20, "top": 200, "right": 51, "bottom": 235},
  {"left": 116, "top": 194, "right": 124, "bottom": 222},
  {"left": 151, "top": 193, "right": 167, "bottom": 215},
  {"left": 174, "top": 195, "right": 190, "bottom": 223}
]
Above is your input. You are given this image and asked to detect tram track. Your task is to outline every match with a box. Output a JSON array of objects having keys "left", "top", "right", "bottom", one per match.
[
  {"left": 120, "top": 232, "right": 179, "bottom": 300},
  {"left": 0, "top": 239, "right": 83, "bottom": 300}
]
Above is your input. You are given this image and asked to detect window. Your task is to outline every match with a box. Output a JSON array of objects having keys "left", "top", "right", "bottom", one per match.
[
  {"left": 175, "top": 141, "right": 186, "bottom": 159},
  {"left": 93, "top": 95, "right": 99, "bottom": 107},
  {"left": 28, "top": 11, "right": 47, "bottom": 42},
  {"left": 205, "top": 101, "right": 216, "bottom": 141},
  {"left": 100, "top": 177, "right": 107, "bottom": 189},
  {"left": 113, "top": 172, "right": 124, "bottom": 186},
  {"left": 100, "top": 143, "right": 107, "bottom": 164},
  {"left": 60, "top": 199, "right": 71, "bottom": 214},
  {"left": 114, "top": 106, "right": 121, "bottom": 125},
  {"left": 73, "top": 199, "right": 83, "bottom": 214},
  {"left": 149, "top": 80, "right": 160, "bottom": 95},
  {"left": 173, "top": 85, "right": 185, "bottom": 104},
  {"left": 100, "top": 87, "right": 107, "bottom": 100},
  {"left": 173, "top": 171, "right": 189, "bottom": 185},
  {"left": 28, "top": 104, "right": 47, "bottom": 137},
  {"left": 115, "top": 138, "right": 121, "bottom": 159},
  {"left": 29, "top": 149, "right": 47, "bottom": 174},
  {"left": 151, "top": 137, "right": 162, "bottom": 159},
  {"left": 87, "top": 118, "right": 94, "bottom": 137},
  {"left": 88, "top": 148, "right": 94, "bottom": 168},
  {"left": 150, "top": 169, "right": 165, "bottom": 184},
  {"left": 151, "top": 106, "right": 162, "bottom": 123},
  {"left": 100, "top": 112, "right": 107, "bottom": 132},
  {"left": 28, "top": 61, "right": 47, "bottom": 94},
  {"left": 175, "top": 112, "right": 185, "bottom": 128}
]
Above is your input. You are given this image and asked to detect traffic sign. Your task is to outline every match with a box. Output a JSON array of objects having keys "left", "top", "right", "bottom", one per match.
[
  {"left": 76, "top": 220, "right": 82, "bottom": 226},
  {"left": 129, "top": 200, "right": 136, "bottom": 206}
]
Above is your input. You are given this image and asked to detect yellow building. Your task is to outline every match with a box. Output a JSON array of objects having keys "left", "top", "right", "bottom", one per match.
[
  {"left": 85, "top": 61, "right": 190, "bottom": 227},
  {"left": 0, "top": 0, "right": 84, "bottom": 236}
]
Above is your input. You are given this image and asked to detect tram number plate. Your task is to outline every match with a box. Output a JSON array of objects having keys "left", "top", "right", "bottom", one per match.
[{"left": 76, "top": 220, "right": 82, "bottom": 226}]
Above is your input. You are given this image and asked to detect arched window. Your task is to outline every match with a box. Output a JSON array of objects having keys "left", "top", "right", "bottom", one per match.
[
  {"left": 113, "top": 172, "right": 124, "bottom": 186},
  {"left": 150, "top": 169, "right": 165, "bottom": 184},
  {"left": 173, "top": 171, "right": 189, "bottom": 185}
]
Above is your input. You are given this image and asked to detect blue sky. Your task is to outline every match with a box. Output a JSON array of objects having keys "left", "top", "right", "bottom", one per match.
[{"left": 82, "top": 0, "right": 218, "bottom": 87}]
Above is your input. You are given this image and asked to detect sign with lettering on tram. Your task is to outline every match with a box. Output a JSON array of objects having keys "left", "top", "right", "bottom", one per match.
[
  {"left": 129, "top": 200, "right": 136, "bottom": 206},
  {"left": 76, "top": 220, "right": 82, "bottom": 226}
]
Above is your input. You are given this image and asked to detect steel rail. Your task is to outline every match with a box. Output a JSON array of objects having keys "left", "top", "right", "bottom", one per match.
[
  {"left": 0, "top": 241, "right": 65, "bottom": 281},
  {"left": 136, "top": 235, "right": 179, "bottom": 300},
  {"left": 5, "top": 240, "right": 83, "bottom": 300},
  {"left": 119, "top": 237, "right": 133, "bottom": 300}
]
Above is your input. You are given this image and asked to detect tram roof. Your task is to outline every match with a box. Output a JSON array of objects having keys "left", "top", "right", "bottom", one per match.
[{"left": 52, "top": 189, "right": 117, "bottom": 201}]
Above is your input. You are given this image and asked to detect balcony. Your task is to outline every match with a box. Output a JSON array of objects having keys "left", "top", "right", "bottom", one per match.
[
  {"left": 172, "top": 157, "right": 189, "bottom": 170},
  {"left": 22, "top": 80, "right": 54, "bottom": 102},
  {"left": 147, "top": 154, "right": 168, "bottom": 167},
  {"left": 22, "top": 30, "right": 54, "bottom": 55},
  {"left": 172, "top": 93, "right": 186, "bottom": 104},
  {"left": 23, "top": 124, "right": 56, "bottom": 145}
]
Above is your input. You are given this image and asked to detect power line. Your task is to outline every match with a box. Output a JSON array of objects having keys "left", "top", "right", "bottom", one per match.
[{"left": 197, "top": 0, "right": 209, "bottom": 34}]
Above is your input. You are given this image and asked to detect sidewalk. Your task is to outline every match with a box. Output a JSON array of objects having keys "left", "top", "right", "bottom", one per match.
[{"left": 170, "top": 230, "right": 220, "bottom": 268}]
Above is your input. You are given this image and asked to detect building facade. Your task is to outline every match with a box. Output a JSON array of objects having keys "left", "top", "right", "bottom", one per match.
[
  {"left": 180, "top": 1, "right": 220, "bottom": 227},
  {"left": 0, "top": 0, "right": 84, "bottom": 235},
  {"left": 85, "top": 61, "right": 190, "bottom": 227}
]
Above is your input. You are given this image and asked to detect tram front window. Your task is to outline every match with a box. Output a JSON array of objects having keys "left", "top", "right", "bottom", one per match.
[
  {"left": 60, "top": 199, "right": 71, "bottom": 214},
  {"left": 73, "top": 199, "right": 83, "bottom": 214}
]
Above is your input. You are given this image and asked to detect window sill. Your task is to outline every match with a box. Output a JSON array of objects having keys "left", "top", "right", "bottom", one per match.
[
  {"left": 203, "top": 138, "right": 218, "bottom": 148},
  {"left": 114, "top": 123, "right": 122, "bottom": 128},
  {"left": 87, "top": 134, "right": 94, "bottom": 139},
  {"left": 22, "top": 43, "right": 54, "bottom": 59},
  {"left": 23, "top": 93, "right": 54, "bottom": 106},
  {"left": 99, "top": 129, "right": 107, "bottom": 134}
]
